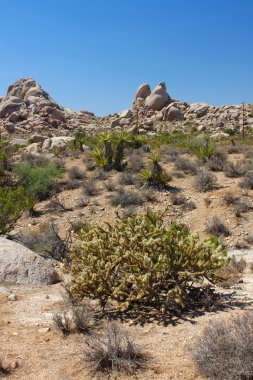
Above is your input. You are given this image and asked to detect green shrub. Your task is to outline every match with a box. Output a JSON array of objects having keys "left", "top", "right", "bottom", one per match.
[
  {"left": 190, "top": 133, "right": 216, "bottom": 161},
  {"left": 69, "top": 211, "right": 228, "bottom": 312},
  {"left": 0, "top": 186, "right": 34, "bottom": 235},
  {"left": 15, "top": 160, "right": 63, "bottom": 200}
]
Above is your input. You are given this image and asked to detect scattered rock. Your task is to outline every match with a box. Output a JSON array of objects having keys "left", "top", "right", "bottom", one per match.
[{"left": 8, "top": 294, "right": 17, "bottom": 301}]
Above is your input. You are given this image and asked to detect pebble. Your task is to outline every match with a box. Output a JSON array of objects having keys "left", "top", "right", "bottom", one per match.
[
  {"left": 38, "top": 327, "right": 50, "bottom": 334},
  {"left": 8, "top": 294, "right": 17, "bottom": 301}
]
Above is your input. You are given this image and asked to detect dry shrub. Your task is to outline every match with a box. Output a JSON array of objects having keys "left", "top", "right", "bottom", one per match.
[
  {"left": 68, "top": 166, "right": 86, "bottom": 180},
  {"left": 170, "top": 193, "right": 188, "bottom": 206},
  {"left": 53, "top": 303, "right": 95, "bottom": 336},
  {"left": 82, "top": 178, "right": 98, "bottom": 196},
  {"left": 194, "top": 171, "right": 218, "bottom": 192},
  {"left": 0, "top": 355, "right": 18, "bottom": 375},
  {"left": 224, "top": 162, "right": 245, "bottom": 178},
  {"left": 222, "top": 191, "right": 239, "bottom": 205},
  {"left": 218, "top": 255, "right": 246, "bottom": 288},
  {"left": 207, "top": 150, "right": 227, "bottom": 171},
  {"left": 104, "top": 179, "right": 117, "bottom": 192},
  {"left": 174, "top": 157, "right": 198, "bottom": 175},
  {"left": 84, "top": 323, "right": 147, "bottom": 376},
  {"left": 205, "top": 217, "right": 231, "bottom": 237},
  {"left": 110, "top": 188, "right": 144, "bottom": 207},
  {"left": 192, "top": 311, "right": 253, "bottom": 380},
  {"left": 239, "top": 172, "right": 253, "bottom": 189},
  {"left": 118, "top": 172, "right": 136, "bottom": 186}
]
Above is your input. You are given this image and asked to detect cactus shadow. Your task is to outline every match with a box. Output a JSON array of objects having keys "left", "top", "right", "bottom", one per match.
[{"left": 100, "top": 291, "right": 253, "bottom": 327}]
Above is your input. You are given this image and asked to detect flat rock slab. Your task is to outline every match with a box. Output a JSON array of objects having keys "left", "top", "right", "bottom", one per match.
[{"left": 0, "top": 238, "right": 59, "bottom": 285}]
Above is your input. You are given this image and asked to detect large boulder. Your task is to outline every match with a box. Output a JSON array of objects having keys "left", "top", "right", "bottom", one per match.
[
  {"left": 187, "top": 103, "right": 210, "bottom": 118},
  {"left": 164, "top": 106, "right": 184, "bottom": 121},
  {"left": 0, "top": 238, "right": 59, "bottom": 285},
  {"left": 42, "top": 136, "right": 74, "bottom": 152},
  {"left": 145, "top": 82, "right": 172, "bottom": 111},
  {"left": 0, "top": 97, "right": 23, "bottom": 118},
  {"left": 135, "top": 83, "right": 151, "bottom": 100}
]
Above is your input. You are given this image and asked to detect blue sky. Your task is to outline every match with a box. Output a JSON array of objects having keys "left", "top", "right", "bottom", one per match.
[{"left": 0, "top": 0, "right": 252, "bottom": 115}]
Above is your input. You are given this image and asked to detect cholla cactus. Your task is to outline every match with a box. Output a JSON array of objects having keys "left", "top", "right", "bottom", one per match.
[{"left": 69, "top": 210, "right": 228, "bottom": 312}]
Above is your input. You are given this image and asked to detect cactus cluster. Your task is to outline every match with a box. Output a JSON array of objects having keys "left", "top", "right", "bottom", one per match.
[{"left": 69, "top": 210, "right": 228, "bottom": 312}]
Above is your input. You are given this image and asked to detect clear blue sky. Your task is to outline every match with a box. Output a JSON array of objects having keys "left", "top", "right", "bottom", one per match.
[{"left": 0, "top": 0, "right": 252, "bottom": 115}]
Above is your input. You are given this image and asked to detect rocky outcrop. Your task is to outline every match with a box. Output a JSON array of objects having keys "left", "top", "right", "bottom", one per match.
[
  {"left": 0, "top": 78, "right": 100, "bottom": 135},
  {"left": 0, "top": 238, "right": 59, "bottom": 285}
]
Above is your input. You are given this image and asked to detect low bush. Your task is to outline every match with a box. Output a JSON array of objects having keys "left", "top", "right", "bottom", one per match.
[
  {"left": 192, "top": 311, "right": 253, "bottom": 380},
  {"left": 222, "top": 191, "right": 239, "bottom": 205},
  {"left": 68, "top": 166, "right": 86, "bottom": 181},
  {"left": 194, "top": 171, "right": 218, "bottom": 192},
  {"left": 84, "top": 323, "right": 147, "bottom": 376},
  {"left": 104, "top": 179, "right": 117, "bottom": 192},
  {"left": 82, "top": 178, "right": 98, "bottom": 196},
  {"left": 205, "top": 217, "right": 231, "bottom": 237},
  {"left": 239, "top": 172, "right": 253, "bottom": 189},
  {"left": 110, "top": 188, "right": 144, "bottom": 208},
  {"left": 234, "top": 201, "right": 251, "bottom": 217},
  {"left": 14, "top": 160, "right": 63, "bottom": 201},
  {"left": 0, "top": 186, "right": 34, "bottom": 235},
  {"left": 224, "top": 162, "right": 245, "bottom": 178},
  {"left": 69, "top": 211, "right": 228, "bottom": 312},
  {"left": 118, "top": 172, "right": 136, "bottom": 186},
  {"left": 17, "top": 221, "right": 72, "bottom": 262},
  {"left": 207, "top": 150, "right": 227, "bottom": 171},
  {"left": 174, "top": 157, "right": 198, "bottom": 175},
  {"left": 53, "top": 302, "right": 95, "bottom": 335}
]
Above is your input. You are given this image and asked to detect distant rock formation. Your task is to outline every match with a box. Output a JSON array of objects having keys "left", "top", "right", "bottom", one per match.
[
  {"left": 0, "top": 78, "right": 252, "bottom": 140},
  {"left": 0, "top": 78, "right": 98, "bottom": 136}
]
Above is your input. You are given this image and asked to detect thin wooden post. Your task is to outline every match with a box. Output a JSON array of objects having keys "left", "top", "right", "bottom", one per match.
[{"left": 242, "top": 101, "right": 245, "bottom": 140}]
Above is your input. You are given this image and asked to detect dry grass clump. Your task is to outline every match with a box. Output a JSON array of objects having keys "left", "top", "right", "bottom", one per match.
[
  {"left": 53, "top": 302, "right": 95, "bottom": 336},
  {"left": 205, "top": 216, "right": 231, "bottom": 237},
  {"left": 128, "top": 151, "right": 144, "bottom": 172},
  {"left": 110, "top": 188, "right": 144, "bottom": 207},
  {"left": 104, "top": 179, "right": 117, "bottom": 192},
  {"left": 207, "top": 150, "right": 227, "bottom": 171},
  {"left": 83, "top": 323, "right": 147, "bottom": 376},
  {"left": 68, "top": 166, "right": 86, "bottom": 180},
  {"left": 82, "top": 178, "right": 98, "bottom": 196},
  {"left": 192, "top": 311, "right": 253, "bottom": 380},
  {"left": 224, "top": 162, "right": 245, "bottom": 178},
  {"left": 194, "top": 171, "right": 218, "bottom": 192},
  {"left": 174, "top": 157, "right": 198, "bottom": 175},
  {"left": 218, "top": 255, "right": 246, "bottom": 288},
  {"left": 239, "top": 172, "right": 253, "bottom": 189},
  {"left": 0, "top": 355, "right": 19, "bottom": 376},
  {"left": 222, "top": 191, "right": 239, "bottom": 205},
  {"left": 118, "top": 172, "right": 136, "bottom": 186}
]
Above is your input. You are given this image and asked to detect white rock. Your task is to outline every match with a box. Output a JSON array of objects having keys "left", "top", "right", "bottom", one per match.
[{"left": 0, "top": 238, "right": 59, "bottom": 285}]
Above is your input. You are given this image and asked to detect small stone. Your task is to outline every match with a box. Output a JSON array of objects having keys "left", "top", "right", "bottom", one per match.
[
  {"left": 45, "top": 295, "right": 49, "bottom": 299},
  {"left": 12, "top": 332, "right": 19, "bottom": 336},
  {"left": 8, "top": 294, "right": 17, "bottom": 301},
  {"left": 38, "top": 327, "right": 50, "bottom": 334}
]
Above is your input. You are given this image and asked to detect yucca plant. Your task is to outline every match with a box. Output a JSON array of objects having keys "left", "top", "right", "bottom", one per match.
[
  {"left": 190, "top": 133, "right": 216, "bottom": 161},
  {"left": 141, "top": 154, "right": 171, "bottom": 186}
]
